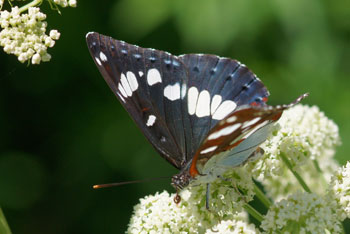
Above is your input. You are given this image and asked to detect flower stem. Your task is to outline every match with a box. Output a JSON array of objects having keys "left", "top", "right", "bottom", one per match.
[
  {"left": 313, "top": 159, "right": 328, "bottom": 187},
  {"left": 243, "top": 203, "right": 264, "bottom": 222},
  {"left": 279, "top": 152, "right": 311, "bottom": 193},
  {"left": 19, "top": 0, "right": 43, "bottom": 14},
  {"left": 0, "top": 207, "right": 12, "bottom": 234},
  {"left": 253, "top": 183, "right": 272, "bottom": 208}
]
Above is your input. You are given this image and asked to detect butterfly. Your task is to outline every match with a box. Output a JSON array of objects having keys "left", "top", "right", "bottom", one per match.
[{"left": 86, "top": 32, "right": 307, "bottom": 204}]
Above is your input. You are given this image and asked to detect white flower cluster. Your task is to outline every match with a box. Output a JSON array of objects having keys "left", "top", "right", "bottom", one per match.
[
  {"left": 329, "top": 161, "right": 350, "bottom": 220},
  {"left": 252, "top": 104, "right": 340, "bottom": 199},
  {"left": 127, "top": 191, "right": 200, "bottom": 234},
  {"left": 0, "top": 7, "right": 61, "bottom": 64},
  {"left": 53, "top": 0, "right": 77, "bottom": 8},
  {"left": 127, "top": 104, "right": 345, "bottom": 233},
  {"left": 127, "top": 190, "right": 253, "bottom": 234},
  {"left": 261, "top": 192, "right": 342, "bottom": 233}
]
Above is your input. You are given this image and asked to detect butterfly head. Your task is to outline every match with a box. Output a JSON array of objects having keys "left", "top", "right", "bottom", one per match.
[{"left": 171, "top": 170, "right": 192, "bottom": 191}]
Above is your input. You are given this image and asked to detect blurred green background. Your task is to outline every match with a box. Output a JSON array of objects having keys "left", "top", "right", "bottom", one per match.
[{"left": 0, "top": 0, "right": 350, "bottom": 233}]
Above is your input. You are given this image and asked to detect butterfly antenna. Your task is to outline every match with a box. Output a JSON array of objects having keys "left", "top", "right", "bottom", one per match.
[{"left": 93, "top": 176, "right": 171, "bottom": 189}]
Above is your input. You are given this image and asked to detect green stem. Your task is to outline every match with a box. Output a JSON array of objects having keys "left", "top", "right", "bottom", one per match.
[
  {"left": 19, "top": 0, "right": 43, "bottom": 14},
  {"left": 253, "top": 183, "right": 272, "bottom": 208},
  {"left": 0, "top": 207, "right": 12, "bottom": 234},
  {"left": 313, "top": 159, "right": 328, "bottom": 187},
  {"left": 279, "top": 152, "right": 311, "bottom": 193},
  {"left": 243, "top": 203, "right": 264, "bottom": 223}
]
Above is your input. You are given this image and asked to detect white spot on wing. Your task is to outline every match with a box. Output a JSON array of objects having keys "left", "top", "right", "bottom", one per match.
[
  {"left": 117, "top": 93, "right": 125, "bottom": 103},
  {"left": 120, "top": 73, "right": 132, "bottom": 96},
  {"left": 147, "top": 68, "right": 162, "bottom": 86},
  {"left": 118, "top": 83, "right": 127, "bottom": 97},
  {"left": 210, "top": 95, "right": 222, "bottom": 115},
  {"left": 164, "top": 83, "right": 181, "bottom": 101},
  {"left": 146, "top": 115, "right": 156, "bottom": 126},
  {"left": 126, "top": 71, "right": 138, "bottom": 92},
  {"left": 208, "top": 123, "right": 241, "bottom": 140},
  {"left": 181, "top": 83, "right": 187, "bottom": 99},
  {"left": 200, "top": 146, "right": 217, "bottom": 154},
  {"left": 212, "top": 100, "right": 237, "bottom": 120},
  {"left": 188, "top": 87, "right": 199, "bottom": 115},
  {"left": 196, "top": 90, "right": 210, "bottom": 117},
  {"left": 86, "top": 32, "right": 94, "bottom": 38},
  {"left": 138, "top": 71, "right": 144, "bottom": 77},
  {"left": 100, "top": 52, "right": 107, "bottom": 62},
  {"left": 95, "top": 57, "right": 102, "bottom": 66},
  {"left": 226, "top": 116, "right": 237, "bottom": 123},
  {"left": 242, "top": 117, "right": 261, "bottom": 129}
]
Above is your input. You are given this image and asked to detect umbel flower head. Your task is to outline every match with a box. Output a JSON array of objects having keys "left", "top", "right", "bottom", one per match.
[
  {"left": 329, "top": 161, "right": 350, "bottom": 220},
  {"left": 251, "top": 104, "right": 340, "bottom": 200},
  {"left": 0, "top": 7, "right": 60, "bottom": 64},
  {"left": 261, "top": 192, "right": 342, "bottom": 233},
  {"left": 127, "top": 190, "right": 256, "bottom": 234}
]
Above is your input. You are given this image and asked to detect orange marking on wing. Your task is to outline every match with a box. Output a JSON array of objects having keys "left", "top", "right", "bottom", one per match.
[
  {"left": 262, "top": 97, "right": 268, "bottom": 102},
  {"left": 250, "top": 102, "right": 259, "bottom": 106},
  {"left": 271, "top": 112, "right": 282, "bottom": 121},
  {"left": 189, "top": 152, "right": 200, "bottom": 177}
]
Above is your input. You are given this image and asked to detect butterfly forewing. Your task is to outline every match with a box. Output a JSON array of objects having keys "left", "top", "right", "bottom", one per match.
[{"left": 87, "top": 32, "right": 190, "bottom": 168}]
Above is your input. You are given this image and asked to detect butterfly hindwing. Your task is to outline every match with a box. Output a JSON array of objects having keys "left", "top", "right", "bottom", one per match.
[{"left": 192, "top": 94, "right": 308, "bottom": 174}]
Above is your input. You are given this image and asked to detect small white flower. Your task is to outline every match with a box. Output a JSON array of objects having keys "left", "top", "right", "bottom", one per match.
[
  {"left": 31, "top": 53, "right": 41, "bottom": 64},
  {"left": 205, "top": 220, "right": 259, "bottom": 234},
  {"left": 49, "top": 30, "right": 60, "bottom": 40},
  {"left": 261, "top": 192, "right": 342, "bottom": 234},
  {"left": 45, "top": 36, "right": 55, "bottom": 47},
  {"left": 53, "top": 0, "right": 77, "bottom": 8},
  {"left": 54, "top": 0, "right": 68, "bottom": 8},
  {"left": 41, "top": 53, "right": 51, "bottom": 62},
  {"left": 328, "top": 161, "right": 350, "bottom": 220},
  {"left": 68, "top": 0, "right": 77, "bottom": 7}
]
